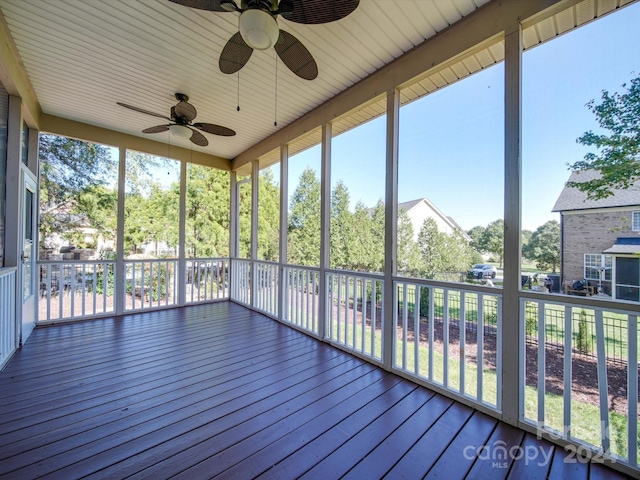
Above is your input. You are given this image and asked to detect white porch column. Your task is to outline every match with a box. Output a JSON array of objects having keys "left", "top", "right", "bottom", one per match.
[
  {"left": 502, "top": 23, "right": 523, "bottom": 426},
  {"left": 229, "top": 171, "right": 239, "bottom": 259},
  {"left": 383, "top": 89, "right": 400, "bottom": 371},
  {"left": 250, "top": 159, "right": 259, "bottom": 308},
  {"left": 115, "top": 146, "right": 126, "bottom": 315},
  {"left": 278, "top": 145, "right": 288, "bottom": 320},
  {"left": 5, "top": 95, "right": 23, "bottom": 344},
  {"left": 177, "top": 161, "right": 187, "bottom": 305},
  {"left": 318, "top": 123, "right": 331, "bottom": 340}
]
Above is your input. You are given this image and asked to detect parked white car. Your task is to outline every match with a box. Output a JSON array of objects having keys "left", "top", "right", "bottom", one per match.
[{"left": 471, "top": 264, "right": 497, "bottom": 279}]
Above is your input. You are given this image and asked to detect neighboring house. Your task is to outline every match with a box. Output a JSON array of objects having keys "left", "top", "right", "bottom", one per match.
[
  {"left": 397, "top": 198, "right": 472, "bottom": 242},
  {"left": 552, "top": 170, "right": 640, "bottom": 301}
]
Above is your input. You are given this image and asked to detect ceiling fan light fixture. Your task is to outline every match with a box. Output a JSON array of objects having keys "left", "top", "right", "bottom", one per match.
[
  {"left": 169, "top": 124, "right": 192, "bottom": 138},
  {"left": 239, "top": 9, "right": 279, "bottom": 50}
]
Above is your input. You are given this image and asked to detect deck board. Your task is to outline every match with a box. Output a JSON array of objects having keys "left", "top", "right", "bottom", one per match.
[{"left": 0, "top": 302, "right": 631, "bottom": 479}]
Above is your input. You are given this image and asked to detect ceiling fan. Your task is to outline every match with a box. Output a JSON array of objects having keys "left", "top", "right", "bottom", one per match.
[
  {"left": 116, "top": 93, "right": 235, "bottom": 146},
  {"left": 168, "top": 0, "right": 360, "bottom": 80}
]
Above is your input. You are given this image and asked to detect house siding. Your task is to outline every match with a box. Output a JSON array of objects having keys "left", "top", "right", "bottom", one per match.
[{"left": 561, "top": 208, "right": 639, "bottom": 286}]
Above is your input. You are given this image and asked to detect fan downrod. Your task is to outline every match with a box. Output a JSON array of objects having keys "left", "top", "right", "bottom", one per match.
[{"left": 175, "top": 92, "right": 189, "bottom": 102}]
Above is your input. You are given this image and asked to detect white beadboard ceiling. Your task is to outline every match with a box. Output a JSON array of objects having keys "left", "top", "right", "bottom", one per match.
[{"left": 0, "top": 0, "right": 634, "bottom": 163}]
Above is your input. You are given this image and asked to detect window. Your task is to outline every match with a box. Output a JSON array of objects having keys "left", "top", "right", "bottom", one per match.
[
  {"left": 584, "top": 254, "right": 612, "bottom": 281},
  {"left": 632, "top": 211, "right": 640, "bottom": 231}
]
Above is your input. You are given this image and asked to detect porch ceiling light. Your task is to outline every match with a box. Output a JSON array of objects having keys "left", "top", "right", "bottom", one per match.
[
  {"left": 169, "top": 124, "right": 192, "bottom": 139},
  {"left": 239, "top": 9, "right": 279, "bottom": 51}
]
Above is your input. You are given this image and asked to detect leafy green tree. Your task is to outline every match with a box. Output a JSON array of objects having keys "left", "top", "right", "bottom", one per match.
[
  {"left": 185, "top": 165, "right": 230, "bottom": 258},
  {"left": 238, "top": 176, "right": 252, "bottom": 258},
  {"left": 39, "top": 134, "right": 116, "bottom": 249},
  {"left": 349, "top": 201, "right": 377, "bottom": 272},
  {"left": 288, "top": 167, "right": 321, "bottom": 266},
  {"left": 418, "top": 218, "right": 475, "bottom": 280},
  {"left": 397, "top": 208, "right": 422, "bottom": 277},
  {"left": 330, "top": 181, "right": 353, "bottom": 269},
  {"left": 369, "top": 200, "right": 386, "bottom": 273},
  {"left": 522, "top": 220, "right": 560, "bottom": 272},
  {"left": 480, "top": 219, "right": 505, "bottom": 267},
  {"left": 467, "top": 225, "right": 485, "bottom": 255},
  {"left": 417, "top": 218, "right": 448, "bottom": 278},
  {"left": 258, "top": 168, "right": 280, "bottom": 261},
  {"left": 567, "top": 75, "right": 640, "bottom": 199},
  {"left": 521, "top": 229, "right": 533, "bottom": 260}
]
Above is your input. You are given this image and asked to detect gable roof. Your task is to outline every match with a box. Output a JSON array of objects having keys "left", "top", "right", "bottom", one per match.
[{"left": 552, "top": 170, "right": 640, "bottom": 212}]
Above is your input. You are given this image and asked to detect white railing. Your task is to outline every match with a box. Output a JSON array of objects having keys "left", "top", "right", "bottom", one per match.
[
  {"left": 253, "top": 261, "right": 279, "bottom": 317},
  {"left": 326, "top": 270, "right": 383, "bottom": 362},
  {"left": 394, "top": 279, "right": 502, "bottom": 411},
  {"left": 521, "top": 296, "right": 639, "bottom": 471},
  {"left": 185, "top": 258, "right": 229, "bottom": 303},
  {"left": 124, "top": 259, "right": 178, "bottom": 312},
  {"left": 0, "top": 268, "right": 16, "bottom": 370},
  {"left": 230, "top": 259, "right": 251, "bottom": 306},
  {"left": 283, "top": 265, "right": 320, "bottom": 335},
  {"left": 38, "top": 261, "right": 116, "bottom": 321}
]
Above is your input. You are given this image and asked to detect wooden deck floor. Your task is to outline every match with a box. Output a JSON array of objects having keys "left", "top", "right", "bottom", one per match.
[{"left": 0, "top": 302, "right": 630, "bottom": 479}]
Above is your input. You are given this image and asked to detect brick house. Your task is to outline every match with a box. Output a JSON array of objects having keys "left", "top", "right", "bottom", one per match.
[{"left": 552, "top": 170, "right": 640, "bottom": 301}]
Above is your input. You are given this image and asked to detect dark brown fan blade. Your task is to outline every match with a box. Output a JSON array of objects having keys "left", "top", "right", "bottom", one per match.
[
  {"left": 274, "top": 30, "right": 318, "bottom": 80},
  {"left": 167, "top": 0, "right": 231, "bottom": 12},
  {"left": 283, "top": 0, "right": 359, "bottom": 25},
  {"left": 174, "top": 101, "right": 197, "bottom": 121},
  {"left": 193, "top": 122, "right": 236, "bottom": 137},
  {"left": 117, "top": 102, "right": 171, "bottom": 121},
  {"left": 189, "top": 128, "right": 208, "bottom": 147},
  {"left": 219, "top": 32, "right": 253, "bottom": 74},
  {"left": 142, "top": 125, "right": 170, "bottom": 134}
]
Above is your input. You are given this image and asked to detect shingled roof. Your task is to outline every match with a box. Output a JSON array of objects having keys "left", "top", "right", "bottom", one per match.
[{"left": 552, "top": 170, "right": 640, "bottom": 212}]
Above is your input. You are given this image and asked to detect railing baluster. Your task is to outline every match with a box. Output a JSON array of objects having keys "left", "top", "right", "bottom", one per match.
[
  {"left": 443, "top": 289, "right": 449, "bottom": 388},
  {"left": 477, "top": 295, "right": 484, "bottom": 403},
  {"left": 429, "top": 285, "right": 434, "bottom": 381},
  {"left": 563, "top": 305, "right": 573, "bottom": 439},
  {"left": 401, "top": 283, "right": 408, "bottom": 369},
  {"left": 460, "top": 291, "right": 466, "bottom": 395},
  {"left": 594, "top": 309, "right": 611, "bottom": 453},
  {"left": 537, "top": 301, "right": 545, "bottom": 426},
  {"left": 628, "top": 314, "right": 638, "bottom": 466}
]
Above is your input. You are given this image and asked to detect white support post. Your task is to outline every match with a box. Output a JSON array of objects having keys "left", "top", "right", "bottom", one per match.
[
  {"left": 383, "top": 89, "right": 399, "bottom": 371},
  {"left": 177, "top": 161, "right": 187, "bottom": 306},
  {"left": 115, "top": 147, "right": 126, "bottom": 315},
  {"left": 6, "top": 96, "right": 22, "bottom": 345},
  {"left": 502, "top": 24, "right": 523, "bottom": 425},
  {"left": 230, "top": 171, "right": 239, "bottom": 259},
  {"left": 318, "top": 123, "right": 332, "bottom": 340},
  {"left": 279, "top": 145, "right": 288, "bottom": 321},
  {"left": 251, "top": 159, "right": 259, "bottom": 308}
]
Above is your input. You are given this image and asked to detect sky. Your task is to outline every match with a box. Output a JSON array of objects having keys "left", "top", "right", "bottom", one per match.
[{"left": 282, "top": 2, "right": 640, "bottom": 232}]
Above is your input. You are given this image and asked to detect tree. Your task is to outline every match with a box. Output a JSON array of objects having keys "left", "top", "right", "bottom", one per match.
[
  {"left": 330, "top": 181, "right": 353, "bottom": 269},
  {"left": 567, "top": 74, "right": 640, "bottom": 199},
  {"left": 39, "top": 134, "right": 116, "bottom": 249},
  {"left": 397, "top": 208, "right": 422, "bottom": 277},
  {"left": 478, "top": 219, "right": 504, "bottom": 266},
  {"left": 522, "top": 220, "right": 560, "bottom": 272},
  {"left": 369, "top": 200, "right": 386, "bottom": 273},
  {"left": 185, "top": 165, "right": 230, "bottom": 258},
  {"left": 257, "top": 168, "right": 280, "bottom": 261},
  {"left": 288, "top": 167, "right": 321, "bottom": 266}
]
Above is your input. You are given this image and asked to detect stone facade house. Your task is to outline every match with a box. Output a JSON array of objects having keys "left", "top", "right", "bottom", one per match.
[{"left": 552, "top": 170, "right": 640, "bottom": 301}]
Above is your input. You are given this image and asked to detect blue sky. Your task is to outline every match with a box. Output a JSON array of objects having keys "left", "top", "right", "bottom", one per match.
[{"left": 285, "top": 3, "right": 640, "bottom": 232}]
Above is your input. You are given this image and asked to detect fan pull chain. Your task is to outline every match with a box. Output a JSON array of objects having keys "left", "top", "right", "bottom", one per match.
[
  {"left": 236, "top": 66, "right": 240, "bottom": 112},
  {"left": 274, "top": 54, "right": 278, "bottom": 127}
]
